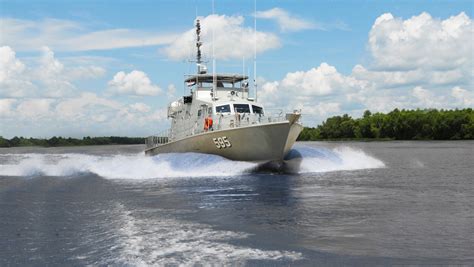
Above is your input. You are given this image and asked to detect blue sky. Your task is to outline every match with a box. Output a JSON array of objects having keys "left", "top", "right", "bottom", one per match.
[{"left": 0, "top": 0, "right": 472, "bottom": 138}]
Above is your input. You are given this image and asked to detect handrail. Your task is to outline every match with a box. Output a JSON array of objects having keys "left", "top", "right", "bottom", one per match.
[
  {"left": 145, "top": 110, "right": 297, "bottom": 150},
  {"left": 145, "top": 129, "right": 171, "bottom": 148}
]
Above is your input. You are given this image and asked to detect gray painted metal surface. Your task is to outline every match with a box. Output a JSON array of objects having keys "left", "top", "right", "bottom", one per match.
[{"left": 145, "top": 121, "right": 303, "bottom": 162}]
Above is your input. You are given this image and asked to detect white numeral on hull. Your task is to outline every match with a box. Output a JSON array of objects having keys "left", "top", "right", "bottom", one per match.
[{"left": 213, "top": 136, "right": 232, "bottom": 149}]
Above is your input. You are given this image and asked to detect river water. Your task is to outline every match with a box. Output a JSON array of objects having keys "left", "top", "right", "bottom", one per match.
[{"left": 0, "top": 141, "right": 472, "bottom": 265}]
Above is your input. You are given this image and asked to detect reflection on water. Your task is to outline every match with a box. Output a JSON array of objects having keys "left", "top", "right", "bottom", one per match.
[{"left": 1, "top": 141, "right": 473, "bottom": 265}]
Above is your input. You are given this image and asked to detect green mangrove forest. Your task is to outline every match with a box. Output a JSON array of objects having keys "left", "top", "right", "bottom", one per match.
[
  {"left": 298, "top": 108, "right": 474, "bottom": 141},
  {"left": 1, "top": 108, "right": 473, "bottom": 147},
  {"left": 0, "top": 136, "right": 144, "bottom": 148}
]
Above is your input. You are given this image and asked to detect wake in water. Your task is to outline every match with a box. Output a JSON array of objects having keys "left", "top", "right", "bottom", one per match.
[
  {"left": 295, "top": 146, "right": 385, "bottom": 173},
  {"left": 0, "top": 146, "right": 384, "bottom": 179},
  {"left": 85, "top": 203, "right": 303, "bottom": 265},
  {"left": 0, "top": 153, "right": 256, "bottom": 179}
]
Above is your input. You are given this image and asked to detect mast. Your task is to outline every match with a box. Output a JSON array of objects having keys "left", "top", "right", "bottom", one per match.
[
  {"left": 212, "top": 0, "right": 217, "bottom": 100},
  {"left": 242, "top": 56, "right": 245, "bottom": 99},
  {"left": 195, "top": 19, "right": 202, "bottom": 93},
  {"left": 195, "top": 19, "right": 202, "bottom": 67},
  {"left": 254, "top": 0, "right": 257, "bottom": 102}
]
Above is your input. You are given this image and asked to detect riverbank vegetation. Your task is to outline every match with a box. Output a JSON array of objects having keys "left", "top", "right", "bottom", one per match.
[
  {"left": 0, "top": 136, "right": 144, "bottom": 147},
  {"left": 298, "top": 108, "right": 474, "bottom": 141},
  {"left": 1, "top": 108, "right": 473, "bottom": 147}
]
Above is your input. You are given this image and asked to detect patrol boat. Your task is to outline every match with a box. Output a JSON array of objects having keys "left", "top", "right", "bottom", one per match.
[{"left": 145, "top": 19, "right": 303, "bottom": 162}]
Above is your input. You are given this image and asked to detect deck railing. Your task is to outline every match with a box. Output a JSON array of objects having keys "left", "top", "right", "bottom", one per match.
[
  {"left": 145, "top": 129, "right": 171, "bottom": 148},
  {"left": 145, "top": 109, "right": 298, "bottom": 149}
]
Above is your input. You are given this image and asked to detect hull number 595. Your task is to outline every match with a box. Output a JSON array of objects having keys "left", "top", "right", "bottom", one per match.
[{"left": 213, "top": 136, "right": 232, "bottom": 149}]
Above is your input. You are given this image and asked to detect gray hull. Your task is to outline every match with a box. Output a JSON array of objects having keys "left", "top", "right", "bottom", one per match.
[{"left": 145, "top": 121, "right": 303, "bottom": 162}]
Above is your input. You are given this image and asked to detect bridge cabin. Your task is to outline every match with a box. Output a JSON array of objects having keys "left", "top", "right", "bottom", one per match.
[{"left": 166, "top": 74, "right": 273, "bottom": 140}]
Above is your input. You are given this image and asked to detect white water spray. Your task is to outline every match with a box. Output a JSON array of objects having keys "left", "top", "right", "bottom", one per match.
[{"left": 0, "top": 146, "right": 384, "bottom": 179}]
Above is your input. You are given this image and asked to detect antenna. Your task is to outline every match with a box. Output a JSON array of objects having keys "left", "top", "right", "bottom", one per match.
[
  {"left": 242, "top": 56, "right": 245, "bottom": 99},
  {"left": 195, "top": 1, "right": 198, "bottom": 19},
  {"left": 196, "top": 19, "right": 202, "bottom": 65},
  {"left": 212, "top": 0, "right": 217, "bottom": 100},
  {"left": 254, "top": 0, "right": 257, "bottom": 102}
]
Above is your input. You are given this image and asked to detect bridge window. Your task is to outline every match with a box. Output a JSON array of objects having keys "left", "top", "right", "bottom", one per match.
[
  {"left": 216, "top": 104, "right": 231, "bottom": 113},
  {"left": 234, "top": 104, "right": 251, "bottom": 113},
  {"left": 252, "top": 105, "right": 264, "bottom": 115}
]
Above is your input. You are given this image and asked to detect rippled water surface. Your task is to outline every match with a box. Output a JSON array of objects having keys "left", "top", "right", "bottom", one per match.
[{"left": 1, "top": 141, "right": 473, "bottom": 265}]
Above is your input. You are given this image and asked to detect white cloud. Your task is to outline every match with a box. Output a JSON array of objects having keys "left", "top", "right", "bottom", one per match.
[
  {"left": 260, "top": 51, "right": 471, "bottom": 124},
  {"left": 162, "top": 14, "right": 280, "bottom": 60},
  {"left": 55, "top": 92, "right": 121, "bottom": 120},
  {"left": 352, "top": 64, "right": 423, "bottom": 88},
  {"left": 36, "top": 48, "right": 106, "bottom": 83},
  {"left": 301, "top": 102, "right": 341, "bottom": 116},
  {"left": 167, "top": 84, "right": 177, "bottom": 98},
  {"left": 0, "top": 46, "right": 168, "bottom": 137},
  {"left": 147, "top": 108, "right": 168, "bottom": 122},
  {"left": 255, "top": 7, "right": 315, "bottom": 32},
  {"left": 369, "top": 12, "right": 472, "bottom": 71},
  {"left": 91, "top": 114, "right": 108, "bottom": 123},
  {"left": 412, "top": 86, "right": 431, "bottom": 100},
  {"left": 35, "top": 47, "right": 75, "bottom": 97},
  {"left": 356, "top": 94, "right": 410, "bottom": 113},
  {"left": 351, "top": 64, "right": 466, "bottom": 89},
  {"left": 0, "top": 18, "right": 178, "bottom": 51},
  {"left": 352, "top": 12, "right": 473, "bottom": 95},
  {"left": 451, "top": 86, "right": 474, "bottom": 106},
  {"left": 280, "top": 63, "right": 365, "bottom": 96},
  {"left": 2, "top": 14, "right": 279, "bottom": 60},
  {"left": 16, "top": 99, "right": 53, "bottom": 118},
  {"left": 45, "top": 93, "right": 162, "bottom": 126},
  {"left": 259, "top": 63, "right": 363, "bottom": 120},
  {"left": 108, "top": 70, "right": 161, "bottom": 96},
  {"left": 411, "top": 86, "right": 445, "bottom": 108},
  {"left": 2, "top": 11, "right": 471, "bottom": 136},
  {"left": 67, "top": 66, "right": 106, "bottom": 80},
  {"left": 0, "top": 99, "right": 17, "bottom": 117},
  {"left": 59, "top": 29, "right": 177, "bottom": 51},
  {"left": 0, "top": 46, "right": 35, "bottom": 97},
  {"left": 258, "top": 81, "right": 279, "bottom": 107},
  {"left": 0, "top": 46, "right": 106, "bottom": 98},
  {"left": 130, "top": 102, "right": 151, "bottom": 113},
  {"left": 0, "top": 46, "right": 25, "bottom": 80},
  {"left": 0, "top": 93, "right": 170, "bottom": 137},
  {"left": 339, "top": 12, "right": 473, "bottom": 116}
]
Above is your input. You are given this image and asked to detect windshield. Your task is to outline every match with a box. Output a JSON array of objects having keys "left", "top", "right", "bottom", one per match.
[
  {"left": 234, "top": 104, "right": 251, "bottom": 113},
  {"left": 252, "top": 105, "right": 264, "bottom": 115},
  {"left": 201, "top": 81, "right": 231, "bottom": 88},
  {"left": 216, "top": 105, "right": 231, "bottom": 113}
]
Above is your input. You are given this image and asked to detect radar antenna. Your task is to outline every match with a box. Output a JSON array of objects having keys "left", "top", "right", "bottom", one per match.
[
  {"left": 254, "top": 0, "right": 257, "bottom": 102},
  {"left": 195, "top": 19, "right": 202, "bottom": 65},
  {"left": 194, "top": 19, "right": 208, "bottom": 76}
]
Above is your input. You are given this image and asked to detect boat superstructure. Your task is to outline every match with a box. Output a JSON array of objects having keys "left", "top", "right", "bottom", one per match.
[{"left": 145, "top": 19, "right": 303, "bottom": 162}]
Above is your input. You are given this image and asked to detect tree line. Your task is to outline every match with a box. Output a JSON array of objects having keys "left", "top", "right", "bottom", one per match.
[
  {"left": 298, "top": 108, "right": 474, "bottom": 141},
  {"left": 0, "top": 136, "right": 144, "bottom": 147},
  {"left": 1, "top": 108, "right": 473, "bottom": 147}
]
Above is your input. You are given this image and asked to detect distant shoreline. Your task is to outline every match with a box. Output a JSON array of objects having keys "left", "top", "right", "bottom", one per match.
[
  {"left": 1, "top": 136, "right": 472, "bottom": 148},
  {"left": 298, "top": 108, "right": 473, "bottom": 141},
  {"left": 2, "top": 108, "right": 472, "bottom": 147},
  {"left": 0, "top": 136, "right": 144, "bottom": 148}
]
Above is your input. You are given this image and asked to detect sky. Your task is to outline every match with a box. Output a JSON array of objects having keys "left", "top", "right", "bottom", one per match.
[{"left": 0, "top": 0, "right": 472, "bottom": 138}]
